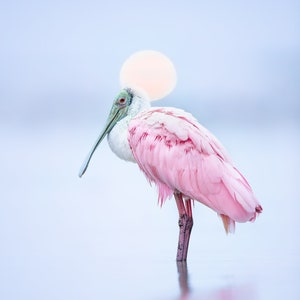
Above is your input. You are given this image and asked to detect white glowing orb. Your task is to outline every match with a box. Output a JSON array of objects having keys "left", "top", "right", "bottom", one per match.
[{"left": 120, "top": 50, "right": 177, "bottom": 101}]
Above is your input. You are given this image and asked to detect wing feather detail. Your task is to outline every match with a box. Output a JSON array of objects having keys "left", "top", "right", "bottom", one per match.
[{"left": 128, "top": 107, "right": 262, "bottom": 225}]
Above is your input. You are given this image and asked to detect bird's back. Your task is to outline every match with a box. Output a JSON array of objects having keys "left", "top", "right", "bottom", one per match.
[{"left": 128, "top": 107, "right": 262, "bottom": 231}]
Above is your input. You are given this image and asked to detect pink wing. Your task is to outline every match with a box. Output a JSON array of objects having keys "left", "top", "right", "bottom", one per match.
[{"left": 128, "top": 107, "right": 262, "bottom": 231}]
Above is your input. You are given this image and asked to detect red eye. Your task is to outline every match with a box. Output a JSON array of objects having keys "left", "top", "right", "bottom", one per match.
[{"left": 118, "top": 98, "right": 126, "bottom": 104}]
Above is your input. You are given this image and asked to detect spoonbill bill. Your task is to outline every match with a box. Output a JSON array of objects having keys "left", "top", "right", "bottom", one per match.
[{"left": 79, "top": 86, "right": 262, "bottom": 261}]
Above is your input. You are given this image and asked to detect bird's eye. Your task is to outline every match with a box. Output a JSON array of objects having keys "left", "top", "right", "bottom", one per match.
[{"left": 118, "top": 98, "right": 126, "bottom": 105}]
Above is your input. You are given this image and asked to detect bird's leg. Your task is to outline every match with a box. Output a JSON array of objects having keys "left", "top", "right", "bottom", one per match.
[{"left": 174, "top": 192, "right": 193, "bottom": 261}]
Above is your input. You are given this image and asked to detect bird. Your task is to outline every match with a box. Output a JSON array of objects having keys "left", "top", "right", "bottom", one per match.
[{"left": 79, "top": 87, "right": 262, "bottom": 261}]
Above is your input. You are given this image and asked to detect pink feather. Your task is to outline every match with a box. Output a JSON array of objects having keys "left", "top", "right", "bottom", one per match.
[{"left": 128, "top": 107, "right": 262, "bottom": 233}]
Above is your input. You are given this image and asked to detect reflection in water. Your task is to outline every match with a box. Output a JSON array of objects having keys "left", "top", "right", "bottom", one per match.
[
  {"left": 176, "top": 261, "right": 255, "bottom": 300},
  {"left": 176, "top": 261, "right": 190, "bottom": 300}
]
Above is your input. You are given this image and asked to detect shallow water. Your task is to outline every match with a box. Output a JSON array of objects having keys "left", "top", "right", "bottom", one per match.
[{"left": 0, "top": 120, "right": 299, "bottom": 299}]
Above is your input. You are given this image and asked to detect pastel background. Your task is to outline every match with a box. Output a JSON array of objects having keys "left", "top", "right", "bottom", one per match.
[{"left": 1, "top": 1, "right": 299, "bottom": 299}]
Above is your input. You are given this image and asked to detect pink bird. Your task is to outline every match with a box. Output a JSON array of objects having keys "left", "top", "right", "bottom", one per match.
[{"left": 79, "top": 87, "right": 262, "bottom": 261}]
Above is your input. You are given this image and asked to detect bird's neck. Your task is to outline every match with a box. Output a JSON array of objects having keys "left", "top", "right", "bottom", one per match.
[{"left": 107, "top": 94, "right": 151, "bottom": 162}]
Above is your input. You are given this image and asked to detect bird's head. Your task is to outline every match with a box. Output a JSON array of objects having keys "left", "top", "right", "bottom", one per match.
[{"left": 78, "top": 87, "right": 150, "bottom": 177}]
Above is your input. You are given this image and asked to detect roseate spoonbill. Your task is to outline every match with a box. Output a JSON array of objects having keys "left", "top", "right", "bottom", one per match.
[{"left": 79, "top": 87, "right": 262, "bottom": 261}]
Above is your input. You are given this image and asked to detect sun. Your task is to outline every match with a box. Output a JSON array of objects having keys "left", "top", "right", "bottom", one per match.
[{"left": 120, "top": 50, "right": 177, "bottom": 101}]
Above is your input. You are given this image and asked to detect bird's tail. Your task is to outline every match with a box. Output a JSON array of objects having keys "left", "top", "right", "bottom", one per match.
[{"left": 220, "top": 214, "right": 235, "bottom": 234}]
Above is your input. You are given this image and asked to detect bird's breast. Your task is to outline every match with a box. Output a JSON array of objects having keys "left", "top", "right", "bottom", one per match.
[{"left": 107, "top": 117, "right": 136, "bottom": 163}]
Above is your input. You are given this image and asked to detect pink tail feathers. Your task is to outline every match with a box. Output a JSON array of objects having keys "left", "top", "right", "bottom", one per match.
[{"left": 221, "top": 204, "right": 263, "bottom": 234}]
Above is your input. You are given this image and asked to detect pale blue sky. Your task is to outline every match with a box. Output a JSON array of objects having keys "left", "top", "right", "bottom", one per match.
[{"left": 0, "top": 0, "right": 299, "bottom": 126}]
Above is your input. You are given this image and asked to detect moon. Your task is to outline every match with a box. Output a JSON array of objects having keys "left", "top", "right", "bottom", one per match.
[{"left": 120, "top": 50, "right": 177, "bottom": 101}]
